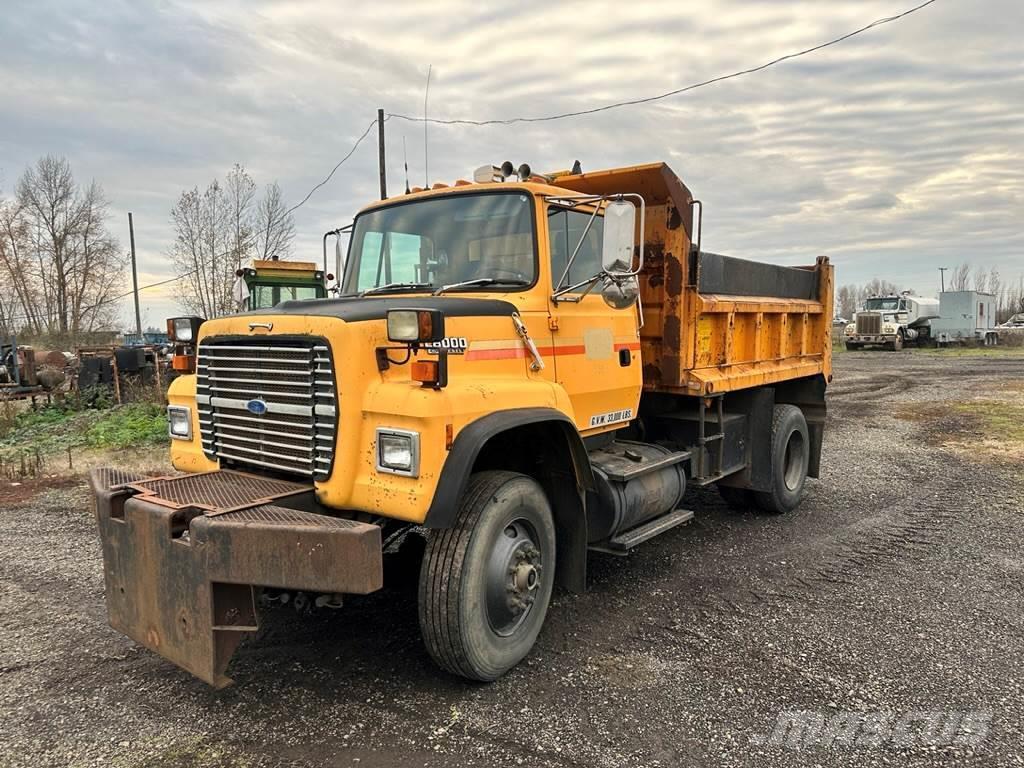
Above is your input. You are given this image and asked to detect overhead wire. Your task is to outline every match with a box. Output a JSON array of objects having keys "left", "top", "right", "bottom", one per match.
[
  {"left": 1, "top": 1, "right": 939, "bottom": 327},
  {"left": 0, "top": 118, "right": 381, "bottom": 329},
  {"left": 387, "top": 0, "right": 938, "bottom": 126}
]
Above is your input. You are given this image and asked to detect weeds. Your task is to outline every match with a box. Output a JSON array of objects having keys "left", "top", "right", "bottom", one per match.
[{"left": 0, "top": 401, "right": 168, "bottom": 472}]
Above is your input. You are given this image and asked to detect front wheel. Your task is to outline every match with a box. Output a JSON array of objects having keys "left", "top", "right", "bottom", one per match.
[
  {"left": 418, "top": 471, "right": 555, "bottom": 681},
  {"left": 891, "top": 331, "right": 905, "bottom": 351}
]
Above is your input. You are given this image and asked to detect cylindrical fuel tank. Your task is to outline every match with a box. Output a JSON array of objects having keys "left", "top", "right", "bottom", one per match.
[{"left": 589, "top": 442, "right": 687, "bottom": 541}]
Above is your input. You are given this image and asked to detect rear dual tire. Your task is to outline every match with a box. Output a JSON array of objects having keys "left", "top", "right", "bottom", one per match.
[{"left": 718, "top": 404, "right": 809, "bottom": 514}]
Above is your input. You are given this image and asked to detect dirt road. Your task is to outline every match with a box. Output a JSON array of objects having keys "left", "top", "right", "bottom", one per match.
[{"left": 2, "top": 352, "right": 1022, "bottom": 767}]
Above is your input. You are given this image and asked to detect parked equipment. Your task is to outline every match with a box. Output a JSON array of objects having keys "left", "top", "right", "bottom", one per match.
[
  {"left": 932, "top": 291, "right": 1000, "bottom": 346},
  {"left": 232, "top": 259, "right": 330, "bottom": 311},
  {"left": 91, "top": 161, "right": 833, "bottom": 687},
  {"left": 843, "top": 292, "right": 940, "bottom": 350}
]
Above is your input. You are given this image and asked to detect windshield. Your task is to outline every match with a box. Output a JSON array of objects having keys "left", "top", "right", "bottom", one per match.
[
  {"left": 251, "top": 284, "right": 321, "bottom": 308},
  {"left": 343, "top": 192, "right": 536, "bottom": 294},
  {"left": 864, "top": 297, "right": 902, "bottom": 311}
]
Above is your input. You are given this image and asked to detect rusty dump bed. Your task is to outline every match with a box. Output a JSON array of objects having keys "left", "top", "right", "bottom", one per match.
[
  {"left": 90, "top": 468, "right": 382, "bottom": 687},
  {"left": 555, "top": 163, "right": 833, "bottom": 396}
]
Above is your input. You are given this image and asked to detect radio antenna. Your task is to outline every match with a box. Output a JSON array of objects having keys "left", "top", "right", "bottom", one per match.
[
  {"left": 403, "top": 136, "right": 410, "bottom": 194},
  {"left": 423, "top": 64, "right": 432, "bottom": 187}
]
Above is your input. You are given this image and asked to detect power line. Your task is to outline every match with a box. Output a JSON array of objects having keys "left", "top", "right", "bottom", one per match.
[
  {"left": 388, "top": 0, "right": 939, "bottom": 127},
  {"left": 1, "top": 117, "right": 381, "bottom": 329}
]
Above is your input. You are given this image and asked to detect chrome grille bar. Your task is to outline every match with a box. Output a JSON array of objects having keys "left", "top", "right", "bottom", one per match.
[{"left": 196, "top": 338, "right": 337, "bottom": 479}]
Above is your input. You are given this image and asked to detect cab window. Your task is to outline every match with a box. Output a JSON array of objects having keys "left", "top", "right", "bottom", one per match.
[{"left": 548, "top": 207, "right": 604, "bottom": 292}]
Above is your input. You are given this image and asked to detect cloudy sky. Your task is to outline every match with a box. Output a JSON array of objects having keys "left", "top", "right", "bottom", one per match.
[{"left": 1, "top": 0, "right": 1021, "bottom": 328}]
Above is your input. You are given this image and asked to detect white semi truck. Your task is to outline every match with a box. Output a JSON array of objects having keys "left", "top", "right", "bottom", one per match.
[{"left": 844, "top": 293, "right": 940, "bottom": 351}]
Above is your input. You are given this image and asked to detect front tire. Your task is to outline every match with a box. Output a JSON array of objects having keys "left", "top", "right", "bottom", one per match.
[
  {"left": 754, "top": 405, "right": 810, "bottom": 514},
  {"left": 892, "top": 331, "right": 904, "bottom": 351},
  {"left": 418, "top": 471, "right": 555, "bottom": 681}
]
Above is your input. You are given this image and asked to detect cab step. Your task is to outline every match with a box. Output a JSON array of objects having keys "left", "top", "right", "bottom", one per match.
[{"left": 590, "top": 509, "right": 695, "bottom": 555}]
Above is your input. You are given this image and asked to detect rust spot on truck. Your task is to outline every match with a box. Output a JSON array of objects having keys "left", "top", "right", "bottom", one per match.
[
  {"left": 644, "top": 243, "right": 666, "bottom": 288},
  {"left": 666, "top": 206, "right": 682, "bottom": 230},
  {"left": 665, "top": 252, "right": 683, "bottom": 297}
]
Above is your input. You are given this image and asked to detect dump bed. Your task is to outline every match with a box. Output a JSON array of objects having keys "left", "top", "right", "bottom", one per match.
[{"left": 554, "top": 163, "right": 833, "bottom": 396}]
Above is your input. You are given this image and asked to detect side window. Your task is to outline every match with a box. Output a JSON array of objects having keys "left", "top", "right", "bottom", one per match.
[{"left": 548, "top": 207, "right": 604, "bottom": 292}]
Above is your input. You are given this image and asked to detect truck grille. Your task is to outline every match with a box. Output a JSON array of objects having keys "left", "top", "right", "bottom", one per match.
[
  {"left": 856, "top": 313, "right": 881, "bottom": 335},
  {"left": 196, "top": 339, "right": 336, "bottom": 480}
]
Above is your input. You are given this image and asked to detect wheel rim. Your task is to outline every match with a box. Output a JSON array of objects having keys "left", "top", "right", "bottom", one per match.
[
  {"left": 484, "top": 516, "right": 544, "bottom": 637},
  {"left": 782, "top": 430, "right": 806, "bottom": 491}
]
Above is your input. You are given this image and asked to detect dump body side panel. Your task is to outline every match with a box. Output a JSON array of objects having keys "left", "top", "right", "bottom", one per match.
[{"left": 552, "top": 163, "right": 832, "bottom": 396}]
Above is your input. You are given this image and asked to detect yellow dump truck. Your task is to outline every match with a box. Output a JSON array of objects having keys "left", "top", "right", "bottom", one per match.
[{"left": 91, "top": 162, "right": 833, "bottom": 687}]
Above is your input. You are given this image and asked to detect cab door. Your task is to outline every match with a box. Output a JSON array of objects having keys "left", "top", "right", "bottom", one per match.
[{"left": 544, "top": 205, "right": 642, "bottom": 434}]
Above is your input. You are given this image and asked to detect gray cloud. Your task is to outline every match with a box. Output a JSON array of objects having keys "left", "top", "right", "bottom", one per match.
[{"left": 0, "top": 0, "right": 1021, "bottom": 326}]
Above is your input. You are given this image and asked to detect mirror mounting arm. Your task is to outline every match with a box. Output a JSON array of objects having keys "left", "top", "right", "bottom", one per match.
[{"left": 543, "top": 193, "right": 646, "bottom": 303}]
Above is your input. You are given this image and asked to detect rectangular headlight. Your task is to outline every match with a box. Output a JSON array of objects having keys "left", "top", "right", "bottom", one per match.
[
  {"left": 386, "top": 309, "right": 444, "bottom": 344},
  {"left": 167, "top": 406, "right": 192, "bottom": 440},
  {"left": 167, "top": 316, "right": 204, "bottom": 343},
  {"left": 376, "top": 428, "right": 419, "bottom": 477}
]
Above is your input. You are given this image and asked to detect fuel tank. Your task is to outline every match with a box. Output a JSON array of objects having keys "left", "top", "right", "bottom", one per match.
[{"left": 587, "top": 441, "right": 688, "bottom": 541}]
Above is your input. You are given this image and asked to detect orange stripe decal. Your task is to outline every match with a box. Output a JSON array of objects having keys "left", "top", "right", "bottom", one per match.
[{"left": 464, "top": 339, "right": 638, "bottom": 361}]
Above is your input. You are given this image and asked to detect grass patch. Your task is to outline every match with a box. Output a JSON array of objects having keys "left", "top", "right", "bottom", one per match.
[
  {"left": 0, "top": 402, "right": 168, "bottom": 467},
  {"left": 914, "top": 345, "right": 1024, "bottom": 358},
  {"left": 952, "top": 394, "right": 1024, "bottom": 445},
  {"left": 896, "top": 382, "right": 1024, "bottom": 462}
]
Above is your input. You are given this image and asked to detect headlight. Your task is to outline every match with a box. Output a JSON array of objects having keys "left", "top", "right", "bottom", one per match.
[
  {"left": 844, "top": 324, "right": 856, "bottom": 335},
  {"left": 168, "top": 406, "right": 192, "bottom": 440},
  {"left": 375, "top": 428, "right": 420, "bottom": 477},
  {"left": 386, "top": 308, "right": 444, "bottom": 344},
  {"left": 167, "top": 316, "right": 204, "bottom": 343},
  {"left": 882, "top": 325, "right": 896, "bottom": 334}
]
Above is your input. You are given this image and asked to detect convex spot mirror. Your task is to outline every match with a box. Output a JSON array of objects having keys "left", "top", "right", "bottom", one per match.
[{"left": 601, "top": 198, "right": 637, "bottom": 275}]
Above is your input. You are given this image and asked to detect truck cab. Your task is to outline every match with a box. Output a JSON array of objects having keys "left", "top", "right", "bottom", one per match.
[
  {"left": 844, "top": 293, "right": 939, "bottom": 350},
  {"left": 94, "top": 162, "right": 832, "bottom": 687}
]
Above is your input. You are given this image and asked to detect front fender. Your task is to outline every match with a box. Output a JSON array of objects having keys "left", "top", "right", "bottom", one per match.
[{"left": 422, "top": 407, "right": 594, "bottom": 529}]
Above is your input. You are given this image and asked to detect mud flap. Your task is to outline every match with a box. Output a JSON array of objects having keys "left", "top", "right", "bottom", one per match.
[{"left": 91, "top": 469, "right": 383, "bottom": 688}]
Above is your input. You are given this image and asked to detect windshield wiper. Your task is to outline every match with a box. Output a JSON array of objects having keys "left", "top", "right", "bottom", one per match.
[
  {"left": 433, "top": 277, "right": 529, "bottom": 296},
  {"left": 360, "top": 281, "right": 433, "bottom": 297}
]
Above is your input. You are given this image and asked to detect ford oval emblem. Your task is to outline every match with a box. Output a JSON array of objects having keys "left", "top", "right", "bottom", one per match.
[{"left": 246, "top": 399, "right": 268, "bottom": 416}]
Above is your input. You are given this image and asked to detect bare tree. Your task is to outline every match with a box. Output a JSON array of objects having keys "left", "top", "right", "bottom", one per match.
[
  {"left": 948, "top": 263, "right": 971, "bottom": 291},
  {"left": 0, "top": 157, "right": 122, "bottom": 341},
  {"left": 988, "top": 267, "right": 1001, "bottom": 306},
  {"left": 169, "top": 166, "right": 295, "bottom": 317},
  {"left": 224, "top": 164, "right": 256, "bottom": 271},
  {"left": 254, "top": 182, "right": 295, "bottom": 262},
  {"left": 973, "top": 265, "right": 989, "bottom": 293},
  {"left": 169, "top": 186, "right": 220, "bottom": 318}
]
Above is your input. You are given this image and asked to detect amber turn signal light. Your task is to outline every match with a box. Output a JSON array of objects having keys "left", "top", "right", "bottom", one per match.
[{"left": 411, "top": 359, "right": 439, "bottom": 385}]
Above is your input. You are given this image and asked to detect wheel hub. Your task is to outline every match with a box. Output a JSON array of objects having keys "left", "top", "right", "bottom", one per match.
[{"left": 485, "top": 521, "right": 544, "bottom": 636}]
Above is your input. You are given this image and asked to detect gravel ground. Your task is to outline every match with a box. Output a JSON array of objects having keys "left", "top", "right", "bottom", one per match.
[{"left": 2, "top": 351, "right": 1022, "bottom": 768}]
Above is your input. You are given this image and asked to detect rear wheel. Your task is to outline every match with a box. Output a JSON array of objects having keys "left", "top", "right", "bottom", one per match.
[
  {"left": 754, "top": 405, "right": 809, "bottom": 514},
  {"left": 418, "top": 471, "right": 555, "bottom": 681}
]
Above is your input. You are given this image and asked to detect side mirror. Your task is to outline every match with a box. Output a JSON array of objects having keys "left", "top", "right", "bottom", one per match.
[{"left": 601, "top": 199, "right": 636, "bottom": 274}]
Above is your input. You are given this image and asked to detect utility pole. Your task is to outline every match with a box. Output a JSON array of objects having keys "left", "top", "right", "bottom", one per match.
[
  {"left": 128, "top": 212, "right": 142, "bottom": 340},
  {"left": 377, "top": 108, "right": 387, "bottom": 200},
  {"left": 939, "top": 267, "right": 947, "bottom": 294}
]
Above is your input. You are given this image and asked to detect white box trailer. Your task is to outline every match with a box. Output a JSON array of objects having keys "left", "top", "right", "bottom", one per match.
[{"left": 933, "top": 291, "right": 999, "bottom": 345}]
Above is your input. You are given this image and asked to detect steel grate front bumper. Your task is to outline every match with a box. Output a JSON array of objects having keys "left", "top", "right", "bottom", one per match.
[{"left": 91, "top": 468, "right": 382, "bottom": 688}]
